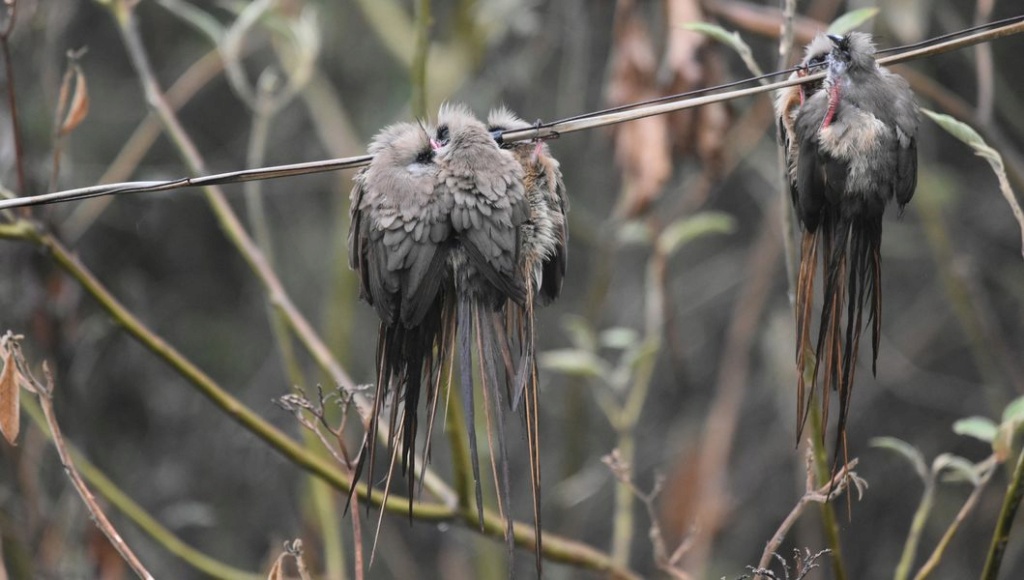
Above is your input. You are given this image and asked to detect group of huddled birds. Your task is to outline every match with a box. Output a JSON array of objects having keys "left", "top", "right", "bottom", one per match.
[
  {"left": 347, "top": 104, "right": 567, "bottom": 571},
  {"left": 346, "top": 30, "right": 918, "bottom": 575}
]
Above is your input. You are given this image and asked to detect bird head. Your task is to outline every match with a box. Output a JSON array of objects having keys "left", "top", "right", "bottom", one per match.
[
  {"left": 825, "top": 31, "right": 877, "bottom": 79},
  {"left": 432, "top": 103, "right": 492, "bottom": 157},
  {"left": 366, "top": 122, "right": 437, "bottom": 181}
]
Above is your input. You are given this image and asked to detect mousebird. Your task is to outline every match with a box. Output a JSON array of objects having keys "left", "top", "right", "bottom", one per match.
[{"left": 789, "top": 32, "right": 919, "bottom": 467}]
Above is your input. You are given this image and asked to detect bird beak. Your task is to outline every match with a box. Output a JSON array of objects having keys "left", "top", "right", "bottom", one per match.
[
  {"left": 430, "top": 138, "right": 441, "bottom": 151},
  {"left": 827, "top": 34, "right": 843, "bottom": 45}
]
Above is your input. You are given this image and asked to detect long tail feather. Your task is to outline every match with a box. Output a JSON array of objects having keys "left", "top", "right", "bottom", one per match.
[
  {"left": 476, "top": 309, "right": 516, "bottom": 563},
  {"left": 458, "top": 298, "right": 485, "bottom": 529},
  {"left": 524, "top": 359, "right": 543, "bottom": 577},
  {"left": 345, "top": 324, "right": 391, "bottom": 516},
  {"left": 419, "top": 299, "right": 457, "bottom": 494},
  {"left": 795, "top": 229, "right": 819, "bottom": 442}
]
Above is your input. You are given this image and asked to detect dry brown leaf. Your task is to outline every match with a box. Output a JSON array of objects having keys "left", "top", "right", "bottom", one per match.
[
  {"left": 615, "top": 114, "right": 673, "bottom": 216},
  {"left": 692, "top": 50, "right": 732, "bottom": 175},
  {"left": 59, "top": 64, "right": 90, "bottom": 137},
  {"left": 607, "top": 0, "right": 672, "bottom": 217},
  {"left": 663, "top": 0, "right": 733, "bottom": 172},
  {"left": 664, "top": 0, "right": 706, "bottom": 87},
  {"left": 0, "top": 349, "right": 19, "bottom": 445}
]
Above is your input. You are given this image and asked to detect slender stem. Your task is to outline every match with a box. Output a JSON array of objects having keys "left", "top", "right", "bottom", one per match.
[
  {"left": 22, "top": 398, "right": 260, "bottom": 580},
  {"left": 610, "top": 431, "right": 636, "bottom": 567},
  {"left": 756, "top": 456, "right": 857, "bottom": 576},
  {"left": 913, "top": 458, "right": 996, "bottom": 580},
  {"left": 0, "top": 1, "right": 27, "bottom": 205},
  {"left": 895, "top": 478, "right": 936, "bottom": 580},
  {"left": 411, "top": 0, "right": 431, "bottom": 118},
  {"left": 777, "top": 0, "right": 799, "bottom": 300},
  {"left": 30, "top": 383, "right": 155, "bottom": 579},
  {"left": 808, "top": 404, "right": 848, "bottom": 580},
  {"left": 982, "top": 446, "right": 1024, "bottom": 580}
]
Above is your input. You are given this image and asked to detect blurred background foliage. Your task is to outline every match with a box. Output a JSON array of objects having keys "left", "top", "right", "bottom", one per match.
[{"left": 2, "top": 0, "right": 1024, "bottom": 578}]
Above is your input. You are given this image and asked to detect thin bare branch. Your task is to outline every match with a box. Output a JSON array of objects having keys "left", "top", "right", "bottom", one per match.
[
  {"left": 25, "top": 359, "right": 155, "bottom": 580},
  {"left": 755, "top": 453, "right": 862, "bottom": 579}
]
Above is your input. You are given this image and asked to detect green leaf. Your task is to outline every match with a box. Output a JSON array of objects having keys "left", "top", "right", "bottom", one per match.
[
  {"left": 994, "top": 423, "right": 1015, "bottom": 463},
  {"left": 657, "top": 212, "right": 736, "bottom": 257},
  {"left": 617, "top": 220, "right": 652, "bottom": 246},
  {"left": 924, "top": 109, "right": 1024, "bottom": 257},
  {"left": 539, "top": 349, "right": 611, "bottom": 379},
  {"left": 680, "top": 23, "right": 764, "bottom": 78},
  {"left": 827, "top": 8, "right": 880, "bottom": 36},
  {"left": 560, "top": 315, "right": 597, "bottom": 352},
  {"left": 953, "top": 416, "right": 998, "bottom": 443},
  {"left": 872, "top": 436, "right": 928, "bottom": 482},
  {"left": 1003, "top": 396, "right": 1024, "bottom": 425},
  {"left": 933, "top": 454, "right": 980, "bottom": 486},
  {"left": 599, "top": 327, "right": 640, "bottom": 350}
]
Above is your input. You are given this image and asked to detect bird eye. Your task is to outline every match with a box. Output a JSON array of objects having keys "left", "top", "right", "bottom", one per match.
[
  {"left": 808, "top": 55, "right": 827, "bottom": 67},
  {"left": 436, "top": 125, "right": 450, "bottom": 144}
]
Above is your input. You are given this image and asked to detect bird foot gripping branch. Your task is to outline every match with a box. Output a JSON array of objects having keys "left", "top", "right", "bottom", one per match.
[
  {"left": 775, "top": 32, "right": 919, "bottom": 472},
  {"left": 346, "top": 103, "right": 567, "bottom": 575}
]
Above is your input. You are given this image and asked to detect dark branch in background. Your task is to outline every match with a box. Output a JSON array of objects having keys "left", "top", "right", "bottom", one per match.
[
  {"left": 1, "top": 15, "right": 1023, "bottom": 211},
  {"left": 1, "top": 0, "right": 27, "bottom": 206}
]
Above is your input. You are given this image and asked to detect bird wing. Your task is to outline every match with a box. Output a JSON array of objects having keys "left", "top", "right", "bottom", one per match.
[
  {"left": 451, "top": 160, "right": 529, "bottom": 305},
  {"left": 540, "top": 158, "right": 569, "bottom": 304},
  {"left": 794, "top": 94, "right": 836, "bottom": 232},
  {"left": 350, "top": 173, "right": 453, "bottom": 327},
  {"left": 886, "top": 72, "right": 919, "bottom": 209}
]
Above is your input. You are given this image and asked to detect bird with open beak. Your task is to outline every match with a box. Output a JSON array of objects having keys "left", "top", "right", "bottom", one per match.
[{"left": 790, "top": 32, "right": 919, "bottom": 468}]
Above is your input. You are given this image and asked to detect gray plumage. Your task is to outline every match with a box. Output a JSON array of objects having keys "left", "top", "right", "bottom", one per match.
[
  {"left": 487, "top": 106, "right": 570, "bottom": 576},
  {"left": 789, "top": 32, "right": 919, "bottom": 467},
  {"left": 347, "top": 121, "right": 456, "bottom": 526},
  {"left": 775, "top": 33, "right": 833, "bottom": 197},
  {"left": 432, "top": 103, "right": 529, "bottom": 562},
  {"left": 488, "top": 107, "right": 569, "bottom": 306},
  {"left": 348, "top": 106, "right": 556, "bottom": 575}
]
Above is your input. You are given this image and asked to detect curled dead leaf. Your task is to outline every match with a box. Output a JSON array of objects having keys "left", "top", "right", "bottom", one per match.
[
  {"left": 55, "top": 53, "right": 90, "bottom": 138},
  {"left": 60, "top": 65, "right": 90, "bottom": 136},
  {"left": 0, "top": 348, "right": 19, "bottom": 445}
]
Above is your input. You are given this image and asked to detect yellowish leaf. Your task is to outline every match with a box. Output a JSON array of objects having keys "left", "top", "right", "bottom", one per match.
[
  {"left": 0, "top": 350, "right": 19, "bottom": 445},
  {"left": 59, "top": 65, "right": 90, "bottom": 136}
]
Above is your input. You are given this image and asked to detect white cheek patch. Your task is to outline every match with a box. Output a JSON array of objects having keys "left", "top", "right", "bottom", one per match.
[{"left": 405, "top": 162, "right": 432, "bottom": 176}]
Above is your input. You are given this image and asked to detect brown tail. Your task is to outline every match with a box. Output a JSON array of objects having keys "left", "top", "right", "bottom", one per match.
[
  {"left": 507, "top": 290, "right": 544, "bottom": 576},
  {"left": 831, "top": 215, "right": 882, "bottom": 476},
  {"left": 345, "top": 294, "right": 450, "bottom": 523},
  {"left": 799, "top": 210, "right": 883, "bottom": 480},
  {"left": 795, "top": 229, "right": 819, "bottom": 443}
]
